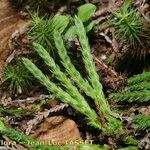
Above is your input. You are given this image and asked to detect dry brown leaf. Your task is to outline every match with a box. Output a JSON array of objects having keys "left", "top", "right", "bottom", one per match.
[
  {"left": 25, "top": 103, "right": 68, "bottom": 135},
  {"left": 138, "top": 106, "right": 150, "bottom": 116},
  {"left": 139, "top": 133, "right": 150, "bottom": 150},
  {"left": 31, "top": 116, "right": 81, "bottom": 145}
]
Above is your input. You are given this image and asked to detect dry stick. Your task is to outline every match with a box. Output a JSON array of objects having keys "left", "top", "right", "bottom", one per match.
[
  {"left": 93, "top": 55, "right": 118, "bottom": 77},
  {"left": 12, "top": 94, "right": 52, "bottom": 103}
]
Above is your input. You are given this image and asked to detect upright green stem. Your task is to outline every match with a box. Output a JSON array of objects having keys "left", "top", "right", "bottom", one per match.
[
  {"left": 33, "top": 43, "right": 88, "bottom": 105},
  {"left": 54, "top": 30, "right": 96, "bottom": 100},
  {"left": 23, "top": 58, "right": 102, "bottom": 130},
  {"left": 74, "top": 16, "right": 123, "bottom": 134},
  {"left": 74, "top": 16, "right": 110, "bottom": 114}
]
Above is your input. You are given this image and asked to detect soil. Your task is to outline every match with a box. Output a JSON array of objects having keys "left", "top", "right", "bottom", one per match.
[{"left": 0, "top": 0, "right": 150, "bottom": 150}]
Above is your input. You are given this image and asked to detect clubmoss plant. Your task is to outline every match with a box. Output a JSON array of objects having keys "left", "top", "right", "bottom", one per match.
[
  {"left": 2, "top": 62, "right": 32, "bottom": 93},
  {"left": 122, "top": 136, "right": 138, "bottom": 146},
  {"left": 128, "top": 71, "right": 150, "bottom": 85},
  {"left": 32, "top": 42, "right": 103, "bottom": 129},
  {"left": 110, "top": 71, "right": 150, "bottom": 102},
  {"left": 0, "top": 105, "right": 34, "bottom": 115},
  {"left": 74, "top": 16, "right": 123, "bottom": 134},
  {"left": 108, "top": 0, "right": 150, "bottom": 59},
  {"left": 110, "top": 91, "right": 150, "bottom": 102},
  {"left": 127, "top": 82, "right": 150, "bottom": 91},
  {"left": 54, "top": 30, "right": 96, "bottom": 104},
  {"left": 132, "top": 114, "right": 150, "bottom": 131},
  {"left": 22, "top": 58, "right": 102, "bottom": 130},
  {"left": 110, "top": 0, "right": 144, "bottom": 45},
  {"left": 24, "top": 16, "right": 123, "bottom": 134},
  {"left": 74, "top": 16, "right": 110, "bottom": 113},
  {"left": 28, "top": 13, "right": 70, "bottom": 55},
  {"left": 54, "top": 30, "right": 111, "bottom": 119}
]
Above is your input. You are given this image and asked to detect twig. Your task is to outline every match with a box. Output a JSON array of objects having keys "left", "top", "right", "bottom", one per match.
[
  {"left": 93, "top": 55, "right": 118, "bottom": 77},
  {"left": 12, "top": 94, "right": 53, "bottom": 103}
]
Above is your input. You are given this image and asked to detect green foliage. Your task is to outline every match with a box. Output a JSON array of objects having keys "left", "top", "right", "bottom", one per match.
[
  {"left": 77, "top": 3, "right": 96, "bottom": 22},
  {"left": 22, "top": 58, "right": 102, "bottom": 130},
  {"left": 65, "top": 3, "right": 96, "bottom": 39},
  {"left": 74, "top": 16, "right": 109, "bottom": 113},
  {"left": 32, "top": 42, "right": 103, "bottom": 129},
  {"left": 132, "top": 114, "right": 150, "bottom": 131},
  {"left": 110, "top": 71, "right": 150, "bottom": 102},
  {"left": 54, "top": 30, "right": 96, "bottom": 104},
  {"left": 74, "top": 16, "right": 123, "bottom": 134},
  {"left": 54, "top": 30, "right": 123, "bottom": 134},
  {"left": 128, "top": 71, "right": 150, "bottom": 85},
  {"left": 122, "top": 136, "right": 138, "bottom": 145},
  {"left": 0, "top": 105, "right": 33, "bottom": 115},
  {"left": 2, "top": 62, "right": 32, "bottom": 93},
  {"left": 29, "top": 3, "right": 96, "bottom": 44},
  {"left": 110, "top": 74, "right": 150, "bottom": 136},
  {"left": 110, "top": 91, "right": 150, "bottom": 102},
  {"left": 28, "top": 13, "right": 70, "bottom": 55},
  {"left": 24, "top": 16, "right": 123, "bottom": 134},
  {"left": 110, "top": 0, "right": 144, "bottom": 45},
  {"left": 54, "top": 29, "right": 123, "bottom": 134},
  {"left": 128, "top": 82, "right": 150, "bottom": 91}
]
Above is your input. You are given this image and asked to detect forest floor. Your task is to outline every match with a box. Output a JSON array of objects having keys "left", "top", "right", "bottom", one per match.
[{"left": 0, "top": 0, "right": 150, "bottom": 150}]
